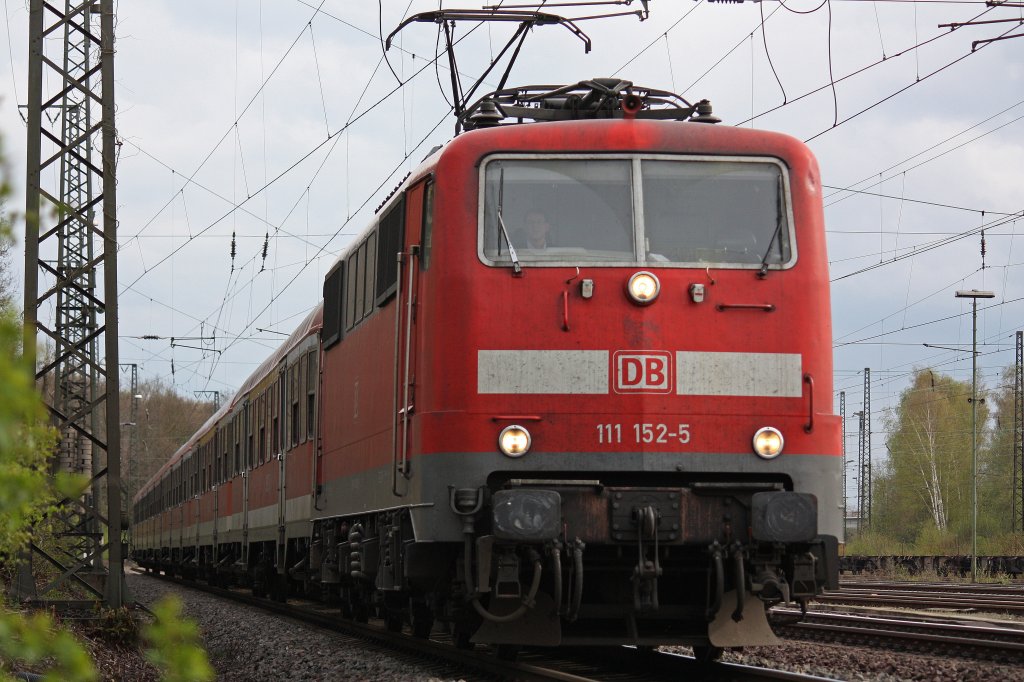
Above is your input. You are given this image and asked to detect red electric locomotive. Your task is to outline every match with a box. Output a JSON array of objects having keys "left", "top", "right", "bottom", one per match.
[{"left": 134, "top": 80, "right": 841, "bottom": 655}]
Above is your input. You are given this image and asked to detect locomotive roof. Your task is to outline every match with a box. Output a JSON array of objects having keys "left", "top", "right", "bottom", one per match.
[{"left": 134, "top": 304, "right": 323, "bottom": 502}]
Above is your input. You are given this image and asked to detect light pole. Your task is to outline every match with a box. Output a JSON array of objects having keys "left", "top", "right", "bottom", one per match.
[{"left": 955, "top": 289, "right": 995, "bottom": 582}]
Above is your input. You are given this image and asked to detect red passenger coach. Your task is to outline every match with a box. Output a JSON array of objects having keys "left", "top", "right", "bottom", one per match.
[{"left": 134, "top": 81, "right": 841, "bottom": 655}]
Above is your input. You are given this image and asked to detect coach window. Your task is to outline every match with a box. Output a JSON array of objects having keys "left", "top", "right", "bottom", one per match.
[
  {"left": 278, "top": 368, "right": 286, "bottom": 454},
  {"left": 233, "top": 415, "right": 241, "bottom": 475},
  {"left": 272, "top": 377, "right": 281, "bottom": 456},
  {"left": 376, "top": 195, "right": 405, "bottom": 304},
  {"left": 246, "top": 401, "right": 254, "bottom": 470},
  {"left": 306, "top": 349, "right": 317, "bottom": 440},
  {"left": 420, "top": 180, "right": 434, "bottom": 271},
  {"left": 284, "top": 368, "right": 291, "bottom": 449},
  {"left": 214, "top": 432, "right": 221, "bottom": 485},
  {"left": 322, "top": 263, "right": 344, "bottom": 349},
  {"left": 258, "top": 392, "right": 267, "bottom": 465},
  {"left": 354, "top": 243, "right": 366, "bottom": 324},
  {"left": 290, "top": 363, "right": 300, "bottom": 448},
  {"left": 222, "top": 425, "right": 230, "bottom": 482},
  {"left": 298, "top": 356, "right": 307, "bottom": 445},
  {"left": 345, "top": 248, "right": 359, "bottom": 332},
  {"left": 362, "top": 233, "right": 377, "bottom": 321}
]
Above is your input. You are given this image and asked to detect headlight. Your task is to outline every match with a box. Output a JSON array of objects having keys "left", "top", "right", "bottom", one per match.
[
  {"left": 751, "top": 491, "right": 817, "bottom": 542},
  {"left": 627, "top": 271, "right": 660, "bottom": 305},
  {"left": 492, "top": 490, "right": 561, "bottom": 541},
  {"left": 498, "top": 425, "right": 531, "bottom": 457},
  {"left": 752, "top": 426, "right": 784, "bottom": 459}
]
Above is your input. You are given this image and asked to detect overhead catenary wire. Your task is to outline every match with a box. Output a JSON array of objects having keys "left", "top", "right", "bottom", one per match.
[
  {"left": 804, "top": 22, "right": 1020, "bottom": 142},
  {"left": 119, "top": 47, "right": 455, "bottom": 295},
  {"left": 824, "top": 104, "right": 1024, "bottom": 207},
  {"left": 123, "top": 5, "right": 503, "bottom": 298},
  {"left": 2, "top": 0, "right": 22, "bottom": 119},
  {"left": 197, "top": 109, "right": 454, "bottom": 389},
  {"left": 128, "top": 0, "right": 332, "bottom": 245},
  {"left": 156, "top": 26, "right": 469, "bottom": 384},
  {"left": 124, "top": 6, "right": 557, "bottom": 387},
  {"left": 733, "top": 2, "right": 1001, "bottom": 127},
  {"left": 831, "top": 210, "right": 1024, "bottom": 281},
  {"left": 823, "top": 185, "right": 1020, "bottom": 217}
]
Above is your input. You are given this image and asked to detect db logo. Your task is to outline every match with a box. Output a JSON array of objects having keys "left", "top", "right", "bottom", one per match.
[{"left": 613, "top": 351, "right": 673, "bottom": 394}]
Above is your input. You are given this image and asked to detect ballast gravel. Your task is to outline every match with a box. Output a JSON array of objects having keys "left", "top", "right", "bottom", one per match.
[
  {"left": 128, "top": 571, "right": 1022, "bottom": 681},
  {"left": 716, "top": 641, "right": 1021, "bottom": 681},
  {"left": 127, "top": 572, "right": 466, "bottom": 681}
]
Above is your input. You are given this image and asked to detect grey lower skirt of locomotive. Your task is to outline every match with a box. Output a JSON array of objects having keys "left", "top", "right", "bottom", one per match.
[
  {"left": 349, "top": 479, "right": 839, "bottom": 648},
  {"left": 135, "top": 479, "right": 837, "bottom": 647}
]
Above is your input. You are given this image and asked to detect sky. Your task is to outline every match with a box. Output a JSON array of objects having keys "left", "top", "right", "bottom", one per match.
[{"left": 1, "top": 0, "right": 1023, "bottom": 510}]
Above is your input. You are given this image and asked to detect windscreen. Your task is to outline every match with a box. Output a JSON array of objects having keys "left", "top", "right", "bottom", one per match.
[
  {"left": 480, "top": 156, "right": 792, "bottom": 268},
  {"left": 482, "top": 159, "right": 634, "bottom": 263},
  {"left": 641, "top": 160, "right": 789, "bottom": 266}
]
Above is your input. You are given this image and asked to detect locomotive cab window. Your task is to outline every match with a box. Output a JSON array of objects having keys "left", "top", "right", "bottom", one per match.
[
  {"left": 479, "top": 155, "right": 795, "bottom": 269},
  {"left": 482, "top": 159, "right": 634, "bottom": 263}
]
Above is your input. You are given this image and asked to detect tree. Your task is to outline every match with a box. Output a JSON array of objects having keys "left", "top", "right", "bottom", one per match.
[
  {"left": 0, "top": 204, "right": 13, "bottom": 310},
  {"left": 123, "top": 378, "right": 216, "bottom": 502},
  {"left": 874, "top": 369, "right": 984, "bottom": 551},
  {"left": 979, "top": 367, "right": 1020, "bottom": 541}
]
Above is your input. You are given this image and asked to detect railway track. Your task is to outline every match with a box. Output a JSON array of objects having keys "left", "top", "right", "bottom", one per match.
[
  {"left": 133, "top": 569, "right": 832, "bottom": 681},
  {"left": 840, "top": 578, "right": 1024, "bottom": 596},
  {"left": 773, "top": 606, "right": 1024, "bottom": 663},
  {"left": 817, "top": 580, "right": 1024, "bottom": 614}
]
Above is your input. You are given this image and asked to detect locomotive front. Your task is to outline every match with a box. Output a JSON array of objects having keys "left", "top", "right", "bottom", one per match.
[{"left": 410, "top": 98, "right": 841, "bottom": 651}]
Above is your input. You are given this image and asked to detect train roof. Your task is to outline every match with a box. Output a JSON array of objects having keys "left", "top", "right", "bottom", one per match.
[{"left": 134, "top": 304, "right": 323, "bottom": 502}]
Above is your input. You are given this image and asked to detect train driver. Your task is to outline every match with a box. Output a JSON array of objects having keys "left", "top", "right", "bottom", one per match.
[{"left": 517, "top": 210, "right": 553, "bottom": 250}]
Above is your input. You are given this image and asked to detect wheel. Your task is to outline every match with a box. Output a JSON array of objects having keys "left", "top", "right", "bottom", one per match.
[
  {"left": 271, "top": 575, "right": 288, "bottom": 602},
  {"left": 692, "top": 645, "right": 723, "bottom": 662},
  {"left": 411, "top": 605, "right": 434, "bottom": 639},
  {"left": 496, "top": 645, "right": 520, "bottom": 662},
  {"left": 352, "top": 602, "right": 370, "bottom": 624},
  {"left": 454, "top": 629, "right": 475, "bottom": 650},
  {"left": 385, "top": 613, "right": 404, "bottom": 633}
]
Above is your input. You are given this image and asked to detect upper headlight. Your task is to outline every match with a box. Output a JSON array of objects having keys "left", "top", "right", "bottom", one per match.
[
  {"left": 498, "top": 425, "right": 531, "bottom": 457},
  {"left": 627, "top": 271, "right": 660, "bottom": 305},
  {"left": 752, "top": 426, "right": 784, "bottom": 459}
]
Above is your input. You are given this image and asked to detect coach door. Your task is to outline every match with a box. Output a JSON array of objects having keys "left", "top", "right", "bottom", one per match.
[{"left": 391, "top": 179, "right": 429, "bottom": 496}]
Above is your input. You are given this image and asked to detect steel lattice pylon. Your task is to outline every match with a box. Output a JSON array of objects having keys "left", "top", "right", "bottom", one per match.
[
  {"left": 858, "top": 368, "right": 872, "bottom": 531},
  {"left": 1014, "top": 331, "right": 1023, "bottom": 533},
  {"left": 17, "top": 0, "right": 124, "bottom": 609},
  {"left": 840, "top": 391, "right": 846, "bottom": 523}
]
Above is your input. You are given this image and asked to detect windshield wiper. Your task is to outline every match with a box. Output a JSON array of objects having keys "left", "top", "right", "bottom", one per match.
[
  {"left": 757, "top": 175, "right": 785, "bottom": 279},
  {"left": 496, "top": 167, "right": 522, "bottom": 275}
]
